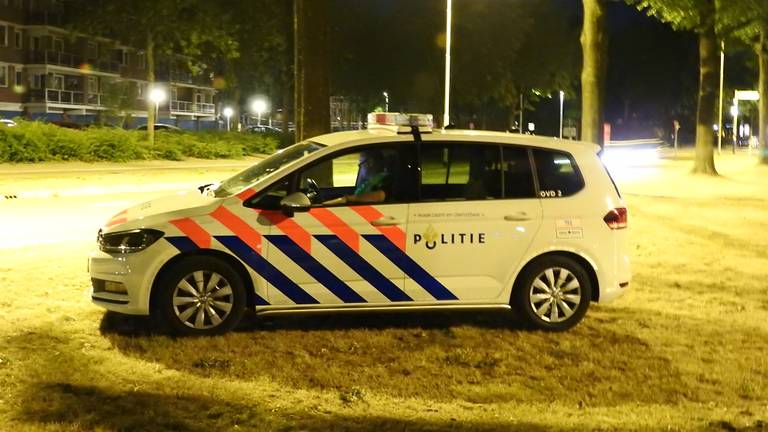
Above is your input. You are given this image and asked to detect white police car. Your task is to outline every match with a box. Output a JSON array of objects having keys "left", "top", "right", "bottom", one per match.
[{"left": 90, "top": 113, "right": 630, "bottom": 335}]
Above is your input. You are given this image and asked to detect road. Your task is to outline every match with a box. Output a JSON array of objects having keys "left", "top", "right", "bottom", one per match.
[{"left": 0, "top": 160, "right": 255, "bottom": 250}]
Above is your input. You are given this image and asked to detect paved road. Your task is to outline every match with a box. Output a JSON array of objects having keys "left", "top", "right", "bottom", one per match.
[{"left": 0, "top": 161, "right": 255, "bottom": 250}]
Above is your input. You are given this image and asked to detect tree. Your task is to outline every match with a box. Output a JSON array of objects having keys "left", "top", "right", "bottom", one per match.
[
  {"left": 630, "top": 0, "right": 719, "bottom": 174},
  {"left": 452, "top": 0, "right": 579, "bottom": 130},
  {"left": 208, "top": 1, "right": 292, "bottom": 136},
  {"left": 294, "top": 0, "right": 331, "bottom": 140},
  {"left": 582, "top": 0, "right": 608, "bottom": 147},
  {"left": 720, "top": 0, "right": 768, "bottom": 164},
  {"left": 68, "top": 0, "right": 236, "bottom": 144},
  {"left": 98, "top": 79, "right": 135, "bottom": 127},
  {"left": 328, "top": 0, "right": 445, "bottom": 121}
]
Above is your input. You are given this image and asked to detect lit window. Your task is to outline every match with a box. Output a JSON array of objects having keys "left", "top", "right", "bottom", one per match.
[
  {"left": 87, "top": 42, "right": 98, "bottom": 59},
  {"left": 0, "top": 25, "right": 7, "bottom": 47},
  {"left": 0, "top": 65, "right": 8, "bottom": 87},
  {"left": 29, "top": 74, "right": 42, "bottom": 89},
  {"left": 88, "top": 76, "right": 99, "bottom": 93}
]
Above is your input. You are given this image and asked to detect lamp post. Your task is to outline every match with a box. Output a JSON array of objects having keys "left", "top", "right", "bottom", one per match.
[
  {"left": 718, "top": 41, "right": 725, "bottom": 154},
  {"left": 251, "top": 99, "right": 268, "bottom": 126},
  {"left": 731, "top": 103, "right": 738, "bottom": 154},
  {"left": 559, "top": 90, "right": 565, "bottom": 139},
  {"left": 148, "top": 87, "right": 166, "bottom": 124},
  {"left": 443, "top": 0, "right": 452, "bottom": 128},
  {"left": 223, "top": 106, "right": 234, "bottom": 132},
  {"left": 382, "top": 91, "right": 389, "bottom": 112}
]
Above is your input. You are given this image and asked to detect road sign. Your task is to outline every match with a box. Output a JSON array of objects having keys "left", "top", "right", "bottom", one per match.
[{"left": 735, "top": 90, "right": 760, "bottom": 101}]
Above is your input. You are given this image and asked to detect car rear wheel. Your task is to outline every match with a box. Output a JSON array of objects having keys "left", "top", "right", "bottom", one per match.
[
  {"left": 511, "top": 256, "right": 591, "bottom": 331},
  {"left": 155, "top": 256, "right": 246, "bottom": 336}
]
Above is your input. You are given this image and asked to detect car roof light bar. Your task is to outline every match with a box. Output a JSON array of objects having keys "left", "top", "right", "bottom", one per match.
[{"left": 367, "top": 112, "right": 433, "bottom": 137}]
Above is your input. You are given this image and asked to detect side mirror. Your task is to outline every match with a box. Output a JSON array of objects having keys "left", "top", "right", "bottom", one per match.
[
  {"left": 197, "top": 182, "right": 219, "bottom": 196},
  {"left": 279, "top": 192, "right": 312, "bottom": 217}
]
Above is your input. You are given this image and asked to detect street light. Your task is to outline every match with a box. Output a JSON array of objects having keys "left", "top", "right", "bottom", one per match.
[
  {"left": 223, "top": 106, "right": 234, "bottom": 132},
  {"left": 251, "top": 98, "right": 268, "bottom": 126},
  {"left": 717, "top": 41, "right": 725, "bottom": 154},
  {"left": 731, "top": 103, "right": 739, "bottom": 152},
  {"left": 148, "top": 86, "right": 166, "bottom": 122},
  {"left": 382, "top": 91, "right": 389, "bottom": 112},
  {"left": 443, "top": 0, "right": 452, "bottom": 128},
  {"left": 559, "top": 90, "right": 565, "bottom": 139}
]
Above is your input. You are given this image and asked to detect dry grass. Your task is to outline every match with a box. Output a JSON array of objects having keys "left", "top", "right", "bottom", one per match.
[{"left": 1, "top": 151, "right": 767, "bottom": 431}]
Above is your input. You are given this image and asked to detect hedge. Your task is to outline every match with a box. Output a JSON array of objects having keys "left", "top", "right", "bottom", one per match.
[{"left": 0, "top": 120, "right": 279, "bottom": 163}]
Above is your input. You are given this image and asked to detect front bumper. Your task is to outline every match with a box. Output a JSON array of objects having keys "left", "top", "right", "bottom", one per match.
[{"left": 89, "top": 243, "right": 176, "bottom": 315}]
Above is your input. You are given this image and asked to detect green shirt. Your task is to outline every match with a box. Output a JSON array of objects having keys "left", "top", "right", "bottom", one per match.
[{"left": 354, "top": 171, "right": 388, "bottom": 195}]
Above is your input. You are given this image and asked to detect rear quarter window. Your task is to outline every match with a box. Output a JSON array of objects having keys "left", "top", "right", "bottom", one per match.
[{"left": 533, "top": 149, "right": 584, "bottom": 198}]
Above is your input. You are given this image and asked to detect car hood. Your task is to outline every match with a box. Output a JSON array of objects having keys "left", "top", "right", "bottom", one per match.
[{"left": 102, "top": 190, "right": 219, "bottom": 233}]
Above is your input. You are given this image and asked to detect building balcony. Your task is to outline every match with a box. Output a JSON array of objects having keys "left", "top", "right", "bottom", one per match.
[
  {"left": 28, "top": 89, "right": 105, "bottom": 107},
  {"left": 170, "top": 100, "right": 215, "bottom": 114},
  {"left": 28, "top": 51, "right": 121, "bottom": 75},
  {"left": 156, "top": 69, "right": 213, "bottom": 87}
]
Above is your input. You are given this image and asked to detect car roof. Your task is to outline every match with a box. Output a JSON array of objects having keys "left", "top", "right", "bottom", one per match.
[{"left": 310, "top": 129, "right": 601, "bottom": 153}]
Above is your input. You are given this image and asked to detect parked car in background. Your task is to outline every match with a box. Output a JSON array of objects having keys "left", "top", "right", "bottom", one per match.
[
  {"left": 51, "top": 121, "right": 84, "bottom": 130},
  {"left": 244, "top": 124, "right": 283, "bottom": 134},
  {"left": 136, "top": 123, "right": 182, "bottom": 131}
]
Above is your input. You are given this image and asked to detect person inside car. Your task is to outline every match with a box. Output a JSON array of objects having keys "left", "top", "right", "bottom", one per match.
[{"left": 324, "top": 149, "right": 390, "bottom": 205}]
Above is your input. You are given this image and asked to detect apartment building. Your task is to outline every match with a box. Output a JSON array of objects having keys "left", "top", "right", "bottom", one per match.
[{"left": 0, "top": 0, "right": 218, "bottom": 129}]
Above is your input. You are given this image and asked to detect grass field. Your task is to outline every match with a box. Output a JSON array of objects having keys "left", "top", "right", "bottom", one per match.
[{"left": 1, "top": 151, "right": 767, "bottom": 431}]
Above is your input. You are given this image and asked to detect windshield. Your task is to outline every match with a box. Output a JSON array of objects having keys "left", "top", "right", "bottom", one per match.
[{"left": 213, "top": 141, "right": 324, "bottom": 197}]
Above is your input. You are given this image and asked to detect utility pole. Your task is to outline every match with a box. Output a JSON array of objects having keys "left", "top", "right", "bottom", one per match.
[
  {"left": 718, "top": 41, "right": 725, "bottom": 154},
  {"left": 442, "top": 0, "right": 452, "bottom": 128}
]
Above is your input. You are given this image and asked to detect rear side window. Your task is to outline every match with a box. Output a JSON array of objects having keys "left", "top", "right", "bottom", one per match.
[
  {"left": 502, "top": 147, "right": 536, "bottom": 198},
  {"left": 533, "top": 149, "right": 584, "bottom": 197},
  {"left": 420, "top": 143, "right": 502, "bottom": 201}
]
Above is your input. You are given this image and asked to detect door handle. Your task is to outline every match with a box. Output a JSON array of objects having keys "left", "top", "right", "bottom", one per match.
[
  {"left": 371, "top": 216, "right": 403, "bottom": 226},
  {"left": 504, "top": 212, "right": 531, "bottom": 222}
]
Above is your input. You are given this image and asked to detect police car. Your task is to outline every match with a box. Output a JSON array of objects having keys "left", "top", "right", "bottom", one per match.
[{"left": 90, "top": 113, "right": 630, "bottom": 335}]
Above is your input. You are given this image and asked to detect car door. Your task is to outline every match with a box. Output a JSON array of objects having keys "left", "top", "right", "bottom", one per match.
[
  {"left": 260, "top": 143, "right": 420, "bottom": 307},
  {"left": 405, "top": 142, "right": 543, "bottom": 302}
]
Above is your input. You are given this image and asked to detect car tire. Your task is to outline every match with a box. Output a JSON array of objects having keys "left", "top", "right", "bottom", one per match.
[
  {"left": 154, "top": 256, "right": 246, "bottom": 336},
  {"left": 511, "top": 256, "right": 592, "bottom": 331}
]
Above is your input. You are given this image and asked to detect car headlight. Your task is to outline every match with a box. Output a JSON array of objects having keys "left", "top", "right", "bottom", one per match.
[{"left": 98, "top": 229, "right": 164, "bottom": 253}]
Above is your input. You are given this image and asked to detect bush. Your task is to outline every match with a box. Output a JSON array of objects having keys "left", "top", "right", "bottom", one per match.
[{"left": 0, "top": 120, "right": 279, "bottom": 163}]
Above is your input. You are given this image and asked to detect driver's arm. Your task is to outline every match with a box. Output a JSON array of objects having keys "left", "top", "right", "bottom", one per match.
[
  {"left": 322, "top": 190, "right": 385, "bottom": 206},
  {"left": 347, "top": 190, "right": 385, "bottom": 203}
]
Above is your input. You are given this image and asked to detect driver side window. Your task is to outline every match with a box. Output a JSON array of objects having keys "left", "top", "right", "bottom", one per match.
[
  {"left": 297, "top": 144, "right": 416, "bottom": 205},
  {"left": 298, "top": 151, "right": 364, "bottom": 203}
]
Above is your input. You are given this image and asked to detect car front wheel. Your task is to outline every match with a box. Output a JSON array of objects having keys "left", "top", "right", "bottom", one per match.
[
  {"left": 511, "top": 256, "right": 592, "bottom": 331},
  {"left": 155, "top": 256, "right": 246, "bottom": 336}
]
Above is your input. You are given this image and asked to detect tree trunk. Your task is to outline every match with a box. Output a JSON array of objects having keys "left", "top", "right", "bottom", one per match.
[
  {"left": 758, "top": 28, "right": 768, "bottom": 164},
  {"left": 294, "top": 0, "right": 330, "bottom": 141},
  {"left": 580, "top": 0, "right": 607, "bottom": 147},
  {"left": 693, "top": 22, "right": 718, "bottom": 175},
  {"left": 146, "top": 32, "right": 155, "bottom": 145}
]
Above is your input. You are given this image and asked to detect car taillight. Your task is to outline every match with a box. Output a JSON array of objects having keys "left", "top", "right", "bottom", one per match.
[{"left": 604, "top": 207, "right": 628, "bottom": 229}]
